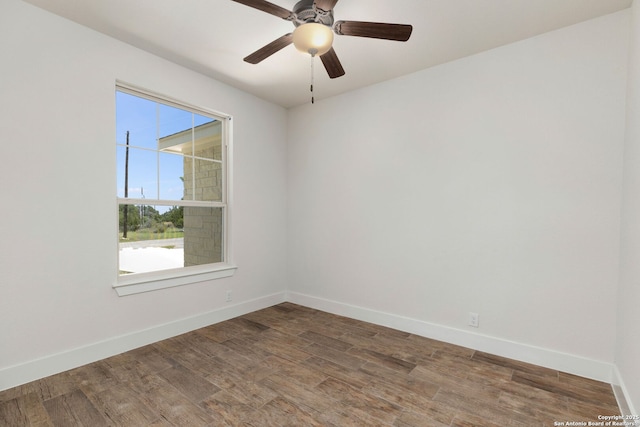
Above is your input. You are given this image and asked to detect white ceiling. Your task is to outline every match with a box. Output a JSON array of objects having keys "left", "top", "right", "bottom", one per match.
[{"left": 23, "top": 0, "right": 632, "bottom": 108}]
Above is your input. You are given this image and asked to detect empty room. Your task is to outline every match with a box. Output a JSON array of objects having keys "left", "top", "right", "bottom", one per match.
[{"left": 1, "top": 0, "right": 639, "bottom": 425}]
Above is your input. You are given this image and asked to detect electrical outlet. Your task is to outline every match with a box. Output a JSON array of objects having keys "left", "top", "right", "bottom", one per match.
[
  {"left": 468, "top": 312, "right": 479, "bottom": 328},
  {"left": 225, "top": 290, "right": 232, "bottom": 302}
]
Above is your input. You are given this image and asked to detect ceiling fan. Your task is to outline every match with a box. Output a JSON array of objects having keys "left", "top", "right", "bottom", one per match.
[{"left": 231, "top": 0, "right": 413, "bottom": 79}]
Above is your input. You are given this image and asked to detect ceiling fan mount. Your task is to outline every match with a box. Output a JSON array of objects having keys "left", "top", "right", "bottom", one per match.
[
  {"left": 231, "top": 0, "right": 413, "bottom": 79},
  {"left": 291, "top": 0, "right": 334, "bottom": 27}
]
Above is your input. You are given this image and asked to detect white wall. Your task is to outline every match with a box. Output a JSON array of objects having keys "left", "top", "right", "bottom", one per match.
[
  {"left": 618, "top": 0, "right": 640, "bottom": 417},
  {"left": 0, "top": 0, "right": 287, "bottom": 389},
  {"left": 288, "top": 10, "right": 628, "bottom": 380}
]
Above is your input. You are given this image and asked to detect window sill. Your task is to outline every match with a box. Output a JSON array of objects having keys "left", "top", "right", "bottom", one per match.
[{"left": 113, "top": 264, "right": 237, "bottom": 296}]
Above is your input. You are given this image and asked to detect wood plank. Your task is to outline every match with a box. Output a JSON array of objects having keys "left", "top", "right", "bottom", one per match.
[
  {"left": 259, "top": 372, "right": 334, "bottom": 413},
  {"left": 300, "top": 355, "right": 374, "bottom": 389},
  {"left": 512, "top": 369, "right": 618, "bottom": 407},
  {"left": 472, "top": 351, "right": 559, "bottom": 378},
  {"left": 157, "top": 364, "right": 220, "bottom": 403},
  {"left": 304, "top": 342, "right": 364, "bottom": 370},
  {"left": 0, "top": 397, "right": 32, "bottom": 426},
  {"left": 243, "top": 396, "right": 325, "bottom": 427},
  {"left": 90, "top": 382, "right": 159, "bottom": 426},
  {"left": 347, "top": 347, "right": 417, "bottom": 373},
  {"left": 42, "top": 389, "right": 108, "bottom": 426},
  {"left": 298, "top": 330, "right": 353, "bottom": 352},
  {"left": 199, "top": 389, "right": 256, "bottom": 425},
  {"left": 135, "top": 380, "right": 214, "bottom": 426},
  {"left": 315, "top": 376, "right": 402, "bottom": 425},
  {"left": 18, "top": 392, "right": 54, "bottom": 426},
  {"left": 69, "top": 361, "right": 119, "bottom": 397}
]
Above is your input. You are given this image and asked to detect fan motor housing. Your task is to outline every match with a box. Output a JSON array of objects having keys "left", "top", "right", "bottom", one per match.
[{"left": 292, "top": 0, "right": 334, "bottom": 27}]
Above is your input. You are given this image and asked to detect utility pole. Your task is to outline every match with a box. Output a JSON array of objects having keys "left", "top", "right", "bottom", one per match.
[{"left": 123, "top": 130, "right": 129, "bottom": 238}]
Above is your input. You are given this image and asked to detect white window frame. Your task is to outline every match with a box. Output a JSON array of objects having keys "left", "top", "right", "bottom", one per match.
[{"left": 113, "top": 82, "right": 236, "bottom": 296}]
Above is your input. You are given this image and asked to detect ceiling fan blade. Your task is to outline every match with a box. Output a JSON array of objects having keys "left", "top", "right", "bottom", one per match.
[
  {"left": 244, "top": 33, "right": 293, "bottom": 64},
  {"left": 313, "top": 0, "right": 339, "bottom": 12},
  {"left": 320, "top": 47, "right": 345, "bottom": 79},
  {"left": 334, "top": 21, "right": 413, "bottom": 42},
  {"left": 231, "top": 0, "right": 293, "bottom": 20}
]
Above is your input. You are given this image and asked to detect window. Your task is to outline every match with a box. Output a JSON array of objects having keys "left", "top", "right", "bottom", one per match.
[{"left": 114, "top": 84, "right": 235, "bottom": 296}]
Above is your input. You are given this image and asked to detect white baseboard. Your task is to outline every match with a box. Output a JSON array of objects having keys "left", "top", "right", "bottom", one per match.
[
  {"left": 287, "top": 291, "right": 616, "bottom": 383},
  {"left": 0, "top": 292, "right": 286, "bottom": 392},
  {"left": 613, "top": 366, "right": 640, "bottom": 425}
]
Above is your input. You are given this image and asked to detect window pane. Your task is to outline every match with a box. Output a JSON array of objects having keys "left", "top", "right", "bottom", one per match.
[
  {"left": 182, "top": 123, "right": 223, "bottom": 201},
  {"left": 118, "top": 204, "right": 224, "bottom": 275},
  {"left": 117, "top": 146, "right": 158, "bottom": 199},
  {"left": 119, "top": 204, "right": 185, "bottom": 274},
  {"left": 194, "top": 113, "right": 212, "bottom": 128},
  {"left": 159, "top": 151, "right": 185, "bottom": 201},
  {"left": 194, "top": 115, "right": 221, "bottom": 161},
  {"left": 184, "top": 206, "right": 224, "bottom": 266},
  {"left": 159, "top": 103, "right": 192, "bottom": 140},
  {"left": 203, "top": 119, "right": 222, "bottom": 162},
  {"left": 194, "top": 158, "right": 222, "bottom": 202},
  {"left": 116, "top": 92, "right": 158, "bottom": 150}
]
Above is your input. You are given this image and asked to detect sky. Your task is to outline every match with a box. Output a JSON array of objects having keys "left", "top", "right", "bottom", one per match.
[{"left": 115, "top": 91, "right": 214, "bottom": 207}]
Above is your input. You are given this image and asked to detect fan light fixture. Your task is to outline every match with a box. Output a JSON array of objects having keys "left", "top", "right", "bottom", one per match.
[
  {"left": 234, "top": 0, "right": 413, "bottom": 104},
  {"left": 292, "top": 23, "right": 334, "bottom": 56}
]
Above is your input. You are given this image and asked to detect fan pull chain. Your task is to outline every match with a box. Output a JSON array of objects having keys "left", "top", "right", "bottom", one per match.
[{"left": 310, "top": 54, "right": 315, "bottom": 104}]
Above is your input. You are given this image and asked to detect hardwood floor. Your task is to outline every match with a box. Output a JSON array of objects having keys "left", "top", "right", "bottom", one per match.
[{"left": 0, "top": 303, "right": 620, "bottom": 426}]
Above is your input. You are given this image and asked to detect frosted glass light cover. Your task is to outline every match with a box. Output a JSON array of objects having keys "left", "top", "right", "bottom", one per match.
[{"left": 292, "top": 23, "right": 334, "bottom": 56}]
